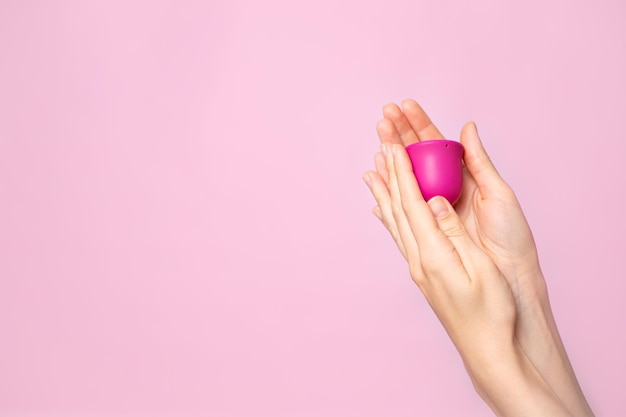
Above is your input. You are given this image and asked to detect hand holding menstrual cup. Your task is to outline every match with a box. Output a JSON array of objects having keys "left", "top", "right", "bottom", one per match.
[{"left": 405, "top": 140, "right": 465, "bottom": 204}]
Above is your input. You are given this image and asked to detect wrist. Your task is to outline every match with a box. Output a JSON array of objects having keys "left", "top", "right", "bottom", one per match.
[
  {"left": 501, "top": 255, "right": 549, "bottom": 308},
  {"left": 466, "top": 340, "right": 571, "bottom": 417},
  {"left": 514, "top": 268, "right": 570, "bottom": 371},
  {"left": 516, "top": 281, "right": 596, "bottom": 416}
]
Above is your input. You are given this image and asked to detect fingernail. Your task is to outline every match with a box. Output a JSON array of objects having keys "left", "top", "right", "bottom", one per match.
[
  {"left": 428, "top": 197, "right": 449, "bottom": 219},
  {"left": 380, "top": 143, "right": 387, "bottom": 155},
  {"left": 362, "top": 172, "right": 372, "bottom": 187}
]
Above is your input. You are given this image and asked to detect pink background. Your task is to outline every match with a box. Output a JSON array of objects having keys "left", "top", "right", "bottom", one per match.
[{"left": 1, "top": 1, "right": 625, "bottom": 416}]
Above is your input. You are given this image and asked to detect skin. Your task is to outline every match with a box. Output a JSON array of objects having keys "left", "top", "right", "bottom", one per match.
[{"left": 362, "top": 100, "right": 594, "bottom": 417}]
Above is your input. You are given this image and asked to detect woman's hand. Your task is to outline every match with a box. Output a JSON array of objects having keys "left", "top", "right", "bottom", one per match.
[
  {"left": 372, "top": 100, "right": 543, "bottom": 310},
  {"left": 364, "top": 142, "right": 570, "bottom": 416},
  {"left": 372, "top": 143, "right": 520, "bottom": 357},
  {"left": 363, "top": 100, "right": 593, "bottom": 416}
]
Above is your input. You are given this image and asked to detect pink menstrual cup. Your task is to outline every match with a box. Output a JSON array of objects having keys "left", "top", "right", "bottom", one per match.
[{"left": 405, "top": 140, "right": 465, "bottom": 204}]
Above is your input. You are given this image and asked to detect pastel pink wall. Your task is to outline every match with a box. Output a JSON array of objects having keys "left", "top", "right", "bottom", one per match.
[{"left": 1, "top": 1, "right": 625, "bottom": 416}]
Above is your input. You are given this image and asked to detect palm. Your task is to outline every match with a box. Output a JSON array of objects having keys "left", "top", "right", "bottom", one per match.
[{"left": 454, "top": 170, "right": 542, "bottom": 308}]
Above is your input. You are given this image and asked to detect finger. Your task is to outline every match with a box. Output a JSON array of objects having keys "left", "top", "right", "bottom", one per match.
[
  {"left": 382, "top": 103, "right": 420, "bottom": 146},
  {"left": 374, "top": 151, "right": 389, "bottom": 186},
  {"left": 401, "top": 99, "right": 445, "bottom": 141},
  {"left": 363, "top": 169, "right": 407, "bottom": 259},
  {"left": 372, "top": 205, "right": 383, "bottom": 221},
  {"left": 460, "top": 122, "right": 509, "bottom": 200},
  {"left": 388, "top": 143, "right": 440, "bottom": 243},
  {"left": 376, "top": 118, "right": 403, "bottom": 146},
  {"left": 383, "top": 144, "right": 421, "bottom": 262},
  {"left": 390, "top": 143, "right": 468, "bottom": 284},
  {"left": 427, "top": 196, "right": 494, "bottom": 279}
]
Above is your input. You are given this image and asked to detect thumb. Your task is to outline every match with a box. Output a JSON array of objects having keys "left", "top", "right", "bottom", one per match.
[
  {"left": 427, "top": 196, "right": 489, "bottom": 276},
  {"left": 460, "top": 122, "right": 507, "bottom": 199}
]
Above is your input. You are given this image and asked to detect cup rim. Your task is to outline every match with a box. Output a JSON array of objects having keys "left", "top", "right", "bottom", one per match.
[{"left": 405, "top": 139, "right": 463, "bottom": 151}]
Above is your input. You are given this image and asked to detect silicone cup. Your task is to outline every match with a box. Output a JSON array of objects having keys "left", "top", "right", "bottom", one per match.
[{"left": 405, "top": 140, "right": 465, "bottom": 204}]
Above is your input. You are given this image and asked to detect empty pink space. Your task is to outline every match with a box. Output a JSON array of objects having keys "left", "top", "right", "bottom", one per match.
[{"left": 1, "top": 1, "right": 625, "bottom": 416}]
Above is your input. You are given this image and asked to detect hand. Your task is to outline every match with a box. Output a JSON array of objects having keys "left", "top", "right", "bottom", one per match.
[
  {"left": 365, "top": 142, "right": 570, "bottom": 416},
  {"left": 371, "top": 100, "right": 542, "bottom": 308},
  {"left": 363, "top": 100, "right": 593, "bottom": 416}
]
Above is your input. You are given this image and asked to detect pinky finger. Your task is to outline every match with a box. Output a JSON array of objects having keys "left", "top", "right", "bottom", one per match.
[{"left": 373, "top": 205, "right": 383, "bottom": 221}]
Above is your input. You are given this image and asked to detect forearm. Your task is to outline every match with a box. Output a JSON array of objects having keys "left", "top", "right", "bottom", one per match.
[
  {"left": 516, "top": 282, "right": 594, "bottom": 417},
  {"left": 464, "top": 340, "right": 572, "bottom": 417}
]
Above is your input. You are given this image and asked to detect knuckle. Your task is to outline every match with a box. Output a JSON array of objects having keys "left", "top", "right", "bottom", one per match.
[
  {"left": 409, "top": 264, "right": 426, "bottom": 287},
  {"left": 440, "top": 220, "right": 466, "bottom": 238},
  {"left": 421, "top": 262, "right": 438, "bottom": 278},
  {"left": 400, "top": 197, "right": 419, "bottom": 216},
  {"left": 390, "top": 201, "right": 404, "bottom": 219},
  {"left": 419, "top": 252, "right": 440, "bottom": 276}
]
